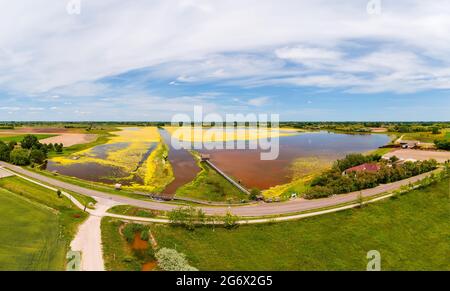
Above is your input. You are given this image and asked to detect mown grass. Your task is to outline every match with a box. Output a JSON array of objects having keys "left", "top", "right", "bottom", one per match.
[
  {"left": 147, "top": 177, "right": 450, "bottom": 271},
  {"left": 0, "top": 176, "right": 87, "bottom": 270},
  {"left": 0, "top": 134, "right": 56, "bottom": 143},
  {"left": 175, "top": 156, "right": 248, "bottom": 203}
]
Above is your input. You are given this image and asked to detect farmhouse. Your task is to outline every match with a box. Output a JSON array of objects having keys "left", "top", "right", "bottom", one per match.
[{"left": 343, "top": 163, "right": 381, "bottom": 175}]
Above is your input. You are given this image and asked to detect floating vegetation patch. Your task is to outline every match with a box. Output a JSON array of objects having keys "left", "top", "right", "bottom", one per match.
[{"left": 46, "top": 127, "right": 174, "bottom": 193}]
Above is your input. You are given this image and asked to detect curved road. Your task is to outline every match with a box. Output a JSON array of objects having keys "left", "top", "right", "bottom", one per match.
[{"left": 0, "top": 161, "right": 438, "bottom": 217}]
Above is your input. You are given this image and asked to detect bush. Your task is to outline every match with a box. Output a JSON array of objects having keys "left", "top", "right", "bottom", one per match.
[
  {"left": 9, "top": 148, "right": 30, "bottom": 165},
  {"left": 435, "top": 140, "right": 450, "bottom": 150},
  {"left": 140, "top": 230, "right": 149, "bottom": 241},
  {"left": 0, "top": 141, "right": 11, "bottom": 162},
  {"left": 29, "top": 149, "right": 46, "bottom": 164},
  {"left": 168, "top": 207, "right": 206, "bottom": 230},
  {"left": 222, "top": 212, "right": 239, "bottom": 229},
  {"left": 155, "top": 248, "right": 197, "bottom": 271},
  {"left": 21, "top": 135, "right": 39, "bottom": 149},
  {"left": 304, "top": 186, "right": 334, "bottom": 199},
  {"left": 249, "top": 188, "right": 261, "bottom": 200}
]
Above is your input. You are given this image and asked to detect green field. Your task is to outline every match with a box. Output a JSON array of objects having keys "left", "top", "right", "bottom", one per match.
[
  {"left": 401, "top": 129, "right": 450, "bottom": 143},
  {"left": 0, "top": 176, "right": 87, "bottom": 270},
  {"left": 0, "top": 188, "right": 64, "bottom": 270},
  {"left": 175, "top": 158, "right": 248, "bottom": 203},
  {"left": 139, "top": 177, "right": 449, "bottom": 271},
  {"left": 0, "top": 134, "right": 56, "bottom": 143}
]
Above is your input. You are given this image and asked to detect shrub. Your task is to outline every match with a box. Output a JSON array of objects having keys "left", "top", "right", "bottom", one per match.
[
  {"left": 168, "top": 206, "right": 206, "bottom": 230},
  {"left": 0, "top": 141, "right": 11, "bottom": 162},
  {"left": 29, "top": 149, "right": 46, "bottom": 164},
  {"left": 155, "top": 248, "right": 197, "bottom": 271},
  {"left": 435, "top": 139, "right": 450, "bottom": 150},
  {"left": 140, "top": 230, "right": 149, "bottom": 241},
  {"left": 304, "top": 186, "right": 334, "bottom": 199},
  {"left": 222, "top": 211, "right": 239, "bottom": 229},
  {"left": 9, "top": 148, "right": 30, "bottom": 165},
  {"left": 249, "top": 188, "right": 261, "bottom": 200},
  {"left": 20, "top": 135, "right": 39, "bottom": 149}
]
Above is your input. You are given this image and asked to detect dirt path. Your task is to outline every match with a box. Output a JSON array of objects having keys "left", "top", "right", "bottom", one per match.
[{"left": 384, "top": 149, "right": 450, "bottom": 163}]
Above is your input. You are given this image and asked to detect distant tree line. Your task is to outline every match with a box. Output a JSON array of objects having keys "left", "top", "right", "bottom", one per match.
[
  {"left": 0, "top": 135, "right": 63, "bottom": 166},
  {"left": 304, "top": 154, "right": 438, "bottom": 199}
]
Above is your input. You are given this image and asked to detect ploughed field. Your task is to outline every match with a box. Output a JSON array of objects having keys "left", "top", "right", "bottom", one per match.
[{"left": 44, "top": 126, "right": 389, "bottom": 200}]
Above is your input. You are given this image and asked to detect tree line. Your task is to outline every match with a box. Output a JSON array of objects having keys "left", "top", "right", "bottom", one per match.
[
  {"left": 304, "top": 153, "right": 438, "bottom": 199},
  {"left": 0, "top": 135, "right": 63, "bottom": 166}
]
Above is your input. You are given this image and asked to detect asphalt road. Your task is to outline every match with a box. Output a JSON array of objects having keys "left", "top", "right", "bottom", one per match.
[{"left": 0, "top": 161, "right": 437, "bottom": 217}]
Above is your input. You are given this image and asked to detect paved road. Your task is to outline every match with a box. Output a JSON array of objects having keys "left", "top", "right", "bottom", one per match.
[{"left": 0, "top": 161, "right": 438, "bottom": 217}]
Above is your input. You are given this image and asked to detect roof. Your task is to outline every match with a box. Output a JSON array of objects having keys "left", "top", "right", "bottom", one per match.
[{"left": 344, "top": 163, "right": 381, "bottom": 174}]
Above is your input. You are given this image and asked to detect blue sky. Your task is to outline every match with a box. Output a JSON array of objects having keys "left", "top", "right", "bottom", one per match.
[{"left": 0, "top": 0, "right": 449, "bottom": 121}]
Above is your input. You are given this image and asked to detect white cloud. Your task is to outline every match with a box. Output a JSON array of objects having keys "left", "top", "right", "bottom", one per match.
[
  {"left": 1, "top": 0, "right": 450, "bottom": 96},
  {"left": 248, "top": 97, "right": 270, "bottom": 107}
]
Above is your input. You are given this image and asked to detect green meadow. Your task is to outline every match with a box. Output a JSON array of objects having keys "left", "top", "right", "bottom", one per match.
[
  {"left": 0, "top": 177, "right": 87, "bottom": 270},
  {"left": 145, "top": 177, "right": 450, "bottom": 271}
]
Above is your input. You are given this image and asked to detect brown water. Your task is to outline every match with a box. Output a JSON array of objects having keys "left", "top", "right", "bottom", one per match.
[
  {"left": 45, "top": 142, "right": 156, "bottom": 186},
  {"left": 178, "top": 131, "right": 390, "bottom": 190},
  {"left": 45, "top": 161, "right": 132, "bottom": 184},
  {"left": 159, "top": 129, "right": 201, "bottom": 194},
  {"left": 142, "top": 261, "right": 157, "bottom": 271}
]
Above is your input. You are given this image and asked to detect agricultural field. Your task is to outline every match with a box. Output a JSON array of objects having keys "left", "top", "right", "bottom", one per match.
[
  {"left": 0, "top": 176, "right": 87, "bottom": 270},
  {"left": 401, "top": 129, "right": 450, "bottom": 143},
  {"left": 130, "top": 178, "right": 449, "bottom": 271},
  {"left": 0, "top": 133, "right": 56, "bottom": 143}
]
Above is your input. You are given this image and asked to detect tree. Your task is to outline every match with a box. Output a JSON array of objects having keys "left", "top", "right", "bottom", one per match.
[
  {"left": 56, "top": 190, "right": 62, "bottom": 198},
  {"left": 0, "top": 141, "right": 11, "bottom": 162},
  {"left": 29, "top": 149, "right": 46, "bottom": 164},
  {"left": 168, "top": 206, "right": 206, "bottom": 230},
  {"left": 9, "top": 148, "right": 30, "bottom": 165},
  {"left": 249, "top": 188, "right": 261, "bottom": 200},
  {"left": 431, "top": 127, "right": 441, "bottom": 135},
  {"left": 21, "top": 135, "right": 39, "bottom": 149},
  {"left": 55, "top": 143, "right": 64, "bottom": 153},
  {"left": 222, "top": 211, "right": 239, "bottom": 229},
  {"left": 8, "top": 141, "right": 17, "bottom": 150}
]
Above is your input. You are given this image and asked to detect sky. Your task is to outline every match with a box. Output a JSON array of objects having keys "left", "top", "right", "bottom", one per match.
[{"left": 0, "top": 0, "right": 450, "bottom": 121}]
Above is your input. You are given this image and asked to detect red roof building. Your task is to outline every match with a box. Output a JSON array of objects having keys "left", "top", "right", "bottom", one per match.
[{"left": 344, "top": 163, "right": 381, "bottom": 175}]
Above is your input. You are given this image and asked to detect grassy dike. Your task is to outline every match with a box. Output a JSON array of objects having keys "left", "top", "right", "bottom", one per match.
[
  {"left": 175, "top": 152, "right": 248, "bottom": 203},
  {"left": 0, "top": 176, "right": 87, "bottom": 270},
  {"left": 101, "top": 176, "right": 450, "bottom": 271}
]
